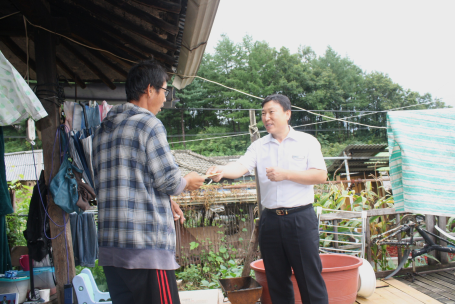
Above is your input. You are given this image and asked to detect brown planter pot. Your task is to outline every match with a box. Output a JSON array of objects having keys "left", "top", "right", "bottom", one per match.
[{"left": 251, "top": 254, "right": 362, "bottom": 304}]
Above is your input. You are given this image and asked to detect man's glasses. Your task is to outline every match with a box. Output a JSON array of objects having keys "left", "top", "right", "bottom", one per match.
[{"left": 161, "top": 87, "right": 170, "bottom": 97}]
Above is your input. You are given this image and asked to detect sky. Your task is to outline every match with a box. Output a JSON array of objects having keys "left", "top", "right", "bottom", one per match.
[{"left": 205, "top": 0, "right": 455, "bottom": 107}]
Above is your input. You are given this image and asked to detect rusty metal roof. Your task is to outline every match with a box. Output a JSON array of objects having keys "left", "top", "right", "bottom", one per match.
[
  {"left": 326, "top": 144, "right": 389, "bottom": 173},
  {"left": 4, "top": 149, "right": 44, "bottom": 181}
]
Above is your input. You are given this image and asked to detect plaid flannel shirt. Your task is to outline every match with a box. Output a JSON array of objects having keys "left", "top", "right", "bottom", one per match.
[{"left": 92, "top": 103, "right": 182, "bottom": 269}]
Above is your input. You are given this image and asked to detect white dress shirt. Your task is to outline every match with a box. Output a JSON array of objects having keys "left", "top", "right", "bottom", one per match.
[{"left": 237, "top": 127, "right": 326, "bottom": 209}]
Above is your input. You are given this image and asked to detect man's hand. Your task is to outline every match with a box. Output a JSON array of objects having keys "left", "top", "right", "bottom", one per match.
[
  {"left": 206, "top": 166, "right": 225, "bottom": 182},
  {"left": 171, "top": 198, "right": 185, "bottom": 224},
  {"left": 266, "top": 167, "right": 289, "bottom": 182},
  {"left": 183, "top": 172, "right": 205, "bottom": 190}
]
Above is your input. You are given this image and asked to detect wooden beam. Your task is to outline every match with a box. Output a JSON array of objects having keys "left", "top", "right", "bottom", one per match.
[
  {"left": 55, "top": 56, "right": 86, "bottom": 89},
  {"left": 0, "top": 36, "right": 36, "bottom": 71},
  {"left": 60, "top": 39, "right": 116, "bottom": 90},
  {"left": 103, "top": 0, "right": 179, "bottom": 35},
  {"left": 49, "top": 2, "right": 176, "bottom": 65},
  {"left": 34, "top": 25, "right": 76, "bottom": 304},
  {"left": 69, "top": 31, "right": 141, "bottom": 68},
  {"left": 69, "top": 0, "right": 177, "bottom": 52},
  {"left": 69, "top": 34, "right": 128, "bottom": 78},
  {"left": 131, "top": 0, "right": 181, "bottom": 14}
]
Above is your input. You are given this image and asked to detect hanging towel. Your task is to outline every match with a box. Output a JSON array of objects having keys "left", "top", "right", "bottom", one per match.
[
  {"left": 0, "top": 127, "right": 13, "bottom": 273},
  {"left": 387, "top": 108, "right": 455, "bottom": 216},
  {"left": 0, "top": 51, "right": 48, "bottom": 126},
  {"left": 70, "top": 212, "right": 98, "bottom": 267}
]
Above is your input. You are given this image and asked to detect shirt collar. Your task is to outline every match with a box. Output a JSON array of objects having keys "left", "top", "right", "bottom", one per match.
[{"left": 263, "top": 126, "right": 297, "bottom": 145}]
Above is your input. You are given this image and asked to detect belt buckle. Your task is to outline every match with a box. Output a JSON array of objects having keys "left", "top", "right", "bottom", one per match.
[{"left": 276, "top": 209, "right": 286, "bottom": 215}]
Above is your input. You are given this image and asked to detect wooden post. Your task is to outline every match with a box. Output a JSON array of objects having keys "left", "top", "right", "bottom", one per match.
[
  {"left": 181, "top": 109, "right": 186, "bottom": 149},
  {"left": 366, "top": 216, "right": 372, "bottom": 264},
  {"left": 424, "top": 215, "right": 437, "bottom": 266},
  {"left": 35, "top": 26, "right": 76, "bottom": 303},
  {"left": 241, "top": 110, "right": 262, "bottom": 276},
  {"left": 438, "top": 216, "right": 449, "bottom": 264},
  {"left": 333, "top": 220, "right": 339, "bottom": 249},
  {"left": 395, "top": 214, "right": 402, "bottom": 265},
  {"left": 249, "top": 110, "right": 262, "bottom": 216}
]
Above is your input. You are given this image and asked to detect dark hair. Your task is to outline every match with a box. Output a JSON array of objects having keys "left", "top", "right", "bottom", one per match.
[
  {"left": 125, "top": 60, "right": 169, "bottom": 102},
  {"left": 261, "top": 94, "right": 291, "bottom": 111}
]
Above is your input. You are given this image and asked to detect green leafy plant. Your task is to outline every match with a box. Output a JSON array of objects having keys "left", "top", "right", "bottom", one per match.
[
  {"left": 75, "top": 260, "right": 108, "bottom": 292},
  {"left": 6, "top": 177, "right": 32, "bottom": 249}
]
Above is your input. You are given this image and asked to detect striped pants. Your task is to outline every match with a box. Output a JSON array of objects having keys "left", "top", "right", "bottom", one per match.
[{"left": 104, "top": 266, "right": 180, "bottom": 304}]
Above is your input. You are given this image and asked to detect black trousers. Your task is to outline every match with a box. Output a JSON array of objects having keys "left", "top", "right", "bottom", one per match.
[
  {"left": 103, "top": 266, "right": 181, "bottom": 304},
  {"left": 259, "top": 206, "right": 328, "bottom": 304}
]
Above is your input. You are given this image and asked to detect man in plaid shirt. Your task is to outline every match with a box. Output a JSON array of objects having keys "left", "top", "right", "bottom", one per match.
[{"left": 92, "top": 60, "right": 204, "bottom": 304}]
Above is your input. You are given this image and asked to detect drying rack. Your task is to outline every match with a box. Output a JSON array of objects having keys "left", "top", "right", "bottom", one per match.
[{"left": 316, "top": 207, "right": 367, "bottom": 259}]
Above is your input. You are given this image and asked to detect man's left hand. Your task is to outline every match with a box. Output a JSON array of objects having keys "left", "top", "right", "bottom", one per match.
[
  {"left": 171, "top": 199, "right": 185, "bottom": 224},
  {"left": 266, "top": 167, "right": 288, "bottom": 182}
]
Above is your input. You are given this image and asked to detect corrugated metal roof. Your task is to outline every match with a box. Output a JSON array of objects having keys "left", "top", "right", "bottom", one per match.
[
  {"left": 4, "top": 149, "right": 241, "bottom": 182},
  {"left": 4, "top": 150, "right": 44, "bottom": 181},
  {"left": 326, "top": 144, "right": 389, "bottom": 173}
]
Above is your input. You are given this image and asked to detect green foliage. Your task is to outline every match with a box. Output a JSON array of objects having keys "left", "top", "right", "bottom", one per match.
[
  {"left": 177, "top": 212, "right": 255, "bottom": 290},
  {"left": 157, "top": 35, "right": 447, "bottom": 157},
  {"left": 75, "top": 260, "right": 109, "bottom": 292},
  {"left": 5, "top": 178, "right": 33, "bottom": 249},
  {"left": 3, "top": 121, "right": 42, "bottom": 153}
]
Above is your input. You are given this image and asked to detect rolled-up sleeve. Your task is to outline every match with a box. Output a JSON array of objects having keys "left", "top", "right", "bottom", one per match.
[
  {"left": 307, "top": 139, "right": 327, "bottom": 171},
  {"left": 237, "top": 141, "right": 258, "bottom": 172},
  {"left": 146, "top": 123, "right": 182, "bottom": 194}
]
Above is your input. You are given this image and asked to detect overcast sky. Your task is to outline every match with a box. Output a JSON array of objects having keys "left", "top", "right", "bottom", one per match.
[{"left": 205, "top": 0, "right": 455, "bottom": 107}]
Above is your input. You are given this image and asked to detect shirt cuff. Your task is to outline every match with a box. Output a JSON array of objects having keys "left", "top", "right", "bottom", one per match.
[{"left": 170, "top": 177, "right": 187, "bottom": 196}]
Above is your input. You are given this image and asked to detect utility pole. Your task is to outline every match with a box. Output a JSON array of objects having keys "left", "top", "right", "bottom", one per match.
[{"left": 241, "top": 110, "right": 261, "bottom": 277}]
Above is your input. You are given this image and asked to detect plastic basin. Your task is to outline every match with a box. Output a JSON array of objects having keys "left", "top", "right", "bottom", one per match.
[{"left": 251, "top": 254, "right": 363, "bottom": 304}]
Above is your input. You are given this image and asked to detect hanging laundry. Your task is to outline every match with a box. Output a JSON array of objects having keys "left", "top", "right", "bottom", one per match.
[
  {"left": 388, "top": 108, "right": 455, "bottom": 216},
  {"left": 72, "top": 103, "right": 83, "bottom": 132},
  {"left": 101, "top": 100, "right": 113, "bottom": 121},
  {"left": 23, "top": 170, "right": 50, "bottom": 262},
  {"left": 68, "top": 134, "right": 92, "bottom": 187},
  {"left": 81, "top": 101, "right": 101, "bottom": 131},
  {"left": 63, "top": 101, "right": 74, "bottom": 131},
  {"left": 0, "top": 127, "right": 14, "bottom": 273},
  {"left": 0, "top": 51, "right": 48, "bottom": 126},
  {"left": 70, "top": 212, "right": 98, "bottom": 267}
]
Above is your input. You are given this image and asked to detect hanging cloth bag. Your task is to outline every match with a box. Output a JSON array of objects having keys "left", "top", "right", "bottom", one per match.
[{"left": 49, "top": 126, "right": 84, "bottom": 214}]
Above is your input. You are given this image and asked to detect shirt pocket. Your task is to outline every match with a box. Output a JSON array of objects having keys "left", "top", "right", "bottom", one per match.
[{"left": 289, "top": 154, "right": 308, "bottom": 171}]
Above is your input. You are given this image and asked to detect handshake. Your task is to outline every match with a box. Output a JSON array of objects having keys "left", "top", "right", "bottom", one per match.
[{"left": 183, "top": 167, "right": 223, "bottom": 191}]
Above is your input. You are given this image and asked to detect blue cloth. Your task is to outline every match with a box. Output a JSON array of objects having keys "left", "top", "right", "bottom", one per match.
[
  {"left": 80, "top": 103, "right": 100, "bottom": 131},
  {"left": 92, "top": 103, "right": 182, "bottom": 270},
  {"left": 70, "top": 213, "right": 98, "bottom": 267},
  {"left": 388, "top": 108, "right": 455, "bottom": 215}
]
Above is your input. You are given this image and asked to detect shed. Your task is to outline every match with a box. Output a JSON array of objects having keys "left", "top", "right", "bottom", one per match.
[{"left": 326, "top": 144, "right": 389, "bottom": 195}]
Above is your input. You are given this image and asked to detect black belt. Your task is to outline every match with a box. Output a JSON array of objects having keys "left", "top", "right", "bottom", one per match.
[{"left": 267, "top": 204, "right": 312, "bottom": 216}]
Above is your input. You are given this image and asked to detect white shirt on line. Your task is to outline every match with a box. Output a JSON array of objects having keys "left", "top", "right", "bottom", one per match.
[{"left": 237, "top": 127, "right": 327, "bottom": 209}]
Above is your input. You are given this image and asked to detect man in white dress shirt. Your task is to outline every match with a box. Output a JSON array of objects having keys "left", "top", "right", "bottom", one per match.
[{"left": 207, "top": 94, "right": 328, "bottom": 304}]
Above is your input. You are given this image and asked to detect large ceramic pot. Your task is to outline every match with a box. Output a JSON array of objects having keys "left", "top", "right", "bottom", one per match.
[{"left": 251, "top": 254, "right": 363, "bottom": 304}]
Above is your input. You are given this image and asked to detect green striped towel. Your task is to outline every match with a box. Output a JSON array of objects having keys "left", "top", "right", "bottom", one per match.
[{"left": 387, "top": 109, "right": 455, "bottom": 216}]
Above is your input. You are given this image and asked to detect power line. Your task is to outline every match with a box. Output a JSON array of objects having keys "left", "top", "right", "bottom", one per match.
[
  {"left": 166, "top": 127, "right": 370, "bottom": 138},
  {"left": 168, "top": 107, "right": 379, "bottom": 113}
]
